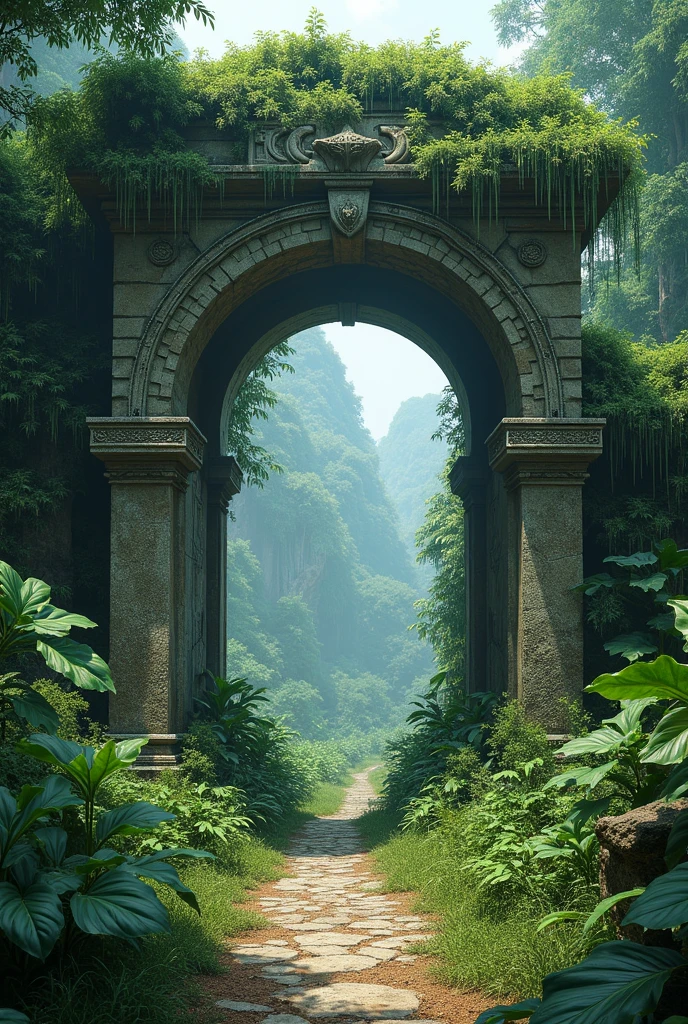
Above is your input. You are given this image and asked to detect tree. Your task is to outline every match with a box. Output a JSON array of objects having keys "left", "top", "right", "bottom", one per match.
[
  {"left": 491, "top": 0, "right": 688, "bottom": 340},
  {"left": 227, "top": 342, "right": 294, "bottom": 487},
  {"left": 0, "top": 0, "right": 214, "bottom": 133}
]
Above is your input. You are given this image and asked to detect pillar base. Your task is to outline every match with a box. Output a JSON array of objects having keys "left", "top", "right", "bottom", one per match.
[{"left": 110, "top": 733, "right": 184, "bottom": 774}]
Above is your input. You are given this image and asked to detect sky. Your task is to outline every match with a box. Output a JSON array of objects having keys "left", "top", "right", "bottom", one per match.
[
  {"left": 324, "top": 325, "right": 450, "bottom": 441},
  {"left": 178, "top": 0, "right": 514, "bottom": 439},
  {"left": 178, "top": 0, "right": 516, "bottom": 64}
]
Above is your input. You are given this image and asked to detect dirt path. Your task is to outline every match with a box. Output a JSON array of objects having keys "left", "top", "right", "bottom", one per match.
[{"left": 204, "top": 768, "right": 490, "bottom": 1023}]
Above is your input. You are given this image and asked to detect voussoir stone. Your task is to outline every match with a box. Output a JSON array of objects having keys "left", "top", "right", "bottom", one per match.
[{"left": 285, "top": 981, "right": 420, "bottom": 1018}]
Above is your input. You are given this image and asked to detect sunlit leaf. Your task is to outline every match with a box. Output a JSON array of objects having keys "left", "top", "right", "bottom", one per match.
[
  {"left": 642, "top": 707, "right": 688, "bottom": 765},
  {"left": 586, "top": 656, "right": 688, "bottom": 703},
  {"left": 623, "top": 863, "right": 688, "bottom": 930}
]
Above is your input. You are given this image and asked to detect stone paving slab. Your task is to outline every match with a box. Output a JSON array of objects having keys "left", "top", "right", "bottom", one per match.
[{"left": 218, "top": 768, "right": 447, "bottom": 1023}]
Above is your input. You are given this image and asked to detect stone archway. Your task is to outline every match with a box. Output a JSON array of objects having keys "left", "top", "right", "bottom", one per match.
[{"left": 81, "top": 123, "right": 606, "bottom": 767}]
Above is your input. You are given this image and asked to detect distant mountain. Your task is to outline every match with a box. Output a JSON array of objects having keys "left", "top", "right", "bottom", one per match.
[
  {"left": 377, "top": 394, "right": 448, "bottom": 585},
  {"left": 227, "top": 328, "right": 434, "bottom": 737}
]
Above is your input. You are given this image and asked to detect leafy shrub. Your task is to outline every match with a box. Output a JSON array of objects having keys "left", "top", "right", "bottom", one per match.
[{"left": 0, "top": 734, "right": 210, "bottom": 995}]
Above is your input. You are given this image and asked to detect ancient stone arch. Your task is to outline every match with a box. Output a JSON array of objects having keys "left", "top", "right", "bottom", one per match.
[{"left": 79, "top": 120, "right": 607, "bottom": 768}]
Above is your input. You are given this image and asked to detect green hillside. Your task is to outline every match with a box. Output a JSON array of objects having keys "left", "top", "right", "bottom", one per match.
[
  {"left": 377, "top": 393, "right": 448, "bottom": 587},
  {"left": 227, "top": 328, "right": 435, "bottom": 739}
]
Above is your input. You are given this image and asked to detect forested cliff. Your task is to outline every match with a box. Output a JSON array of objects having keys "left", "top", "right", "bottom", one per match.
[{"left": 226, "top": 329, "right": 439, "bottom": 738}]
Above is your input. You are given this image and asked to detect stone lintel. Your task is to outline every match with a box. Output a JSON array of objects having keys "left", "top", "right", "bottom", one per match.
[
  {"left": 206, "top": 455, "right": 243, "bottom": 511},
  {"left": 88, "top": 416, "right": 206, "bottom": 488},
  {"left": 486, "top": 417, "right": 605, "bottom": 489},
  {"left": 449, "top": 454, "right": 490, "bottom": 507}
]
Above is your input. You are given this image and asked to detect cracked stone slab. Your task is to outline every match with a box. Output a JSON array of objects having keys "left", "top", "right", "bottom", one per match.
[
  {"left": 284, "top": 982, "right": 420, "bottom": 1018},
  {"left": 294, "top": 954, "right": 380, "bottom": 974},
  {"left": 231, "top": 946, "right": 298, "bottom": 964},
  {"left": 263, "top": 1016, "right": 311, "bottom": 1024},
  {"left": 214, "top": 1000, "right": 272, "bottom": 1011}
]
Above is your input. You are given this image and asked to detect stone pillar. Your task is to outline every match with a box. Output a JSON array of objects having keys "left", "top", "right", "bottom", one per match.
[
  {"left": 88, "top": 417, "right": 206, "bottom": 768},
  {"left": 487, "top": 418, "right": 605, "bottom": 733},
  {"left": 205, "top": 457, "right": 243, "bottom": 680},
  {"left": 450, "top": 455, "right": 489, "bottom": 693}
]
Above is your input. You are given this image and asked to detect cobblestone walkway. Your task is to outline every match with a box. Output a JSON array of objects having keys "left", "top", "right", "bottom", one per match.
[{"left": 210, "top": 768, "right": 488, "bottom": 1023}]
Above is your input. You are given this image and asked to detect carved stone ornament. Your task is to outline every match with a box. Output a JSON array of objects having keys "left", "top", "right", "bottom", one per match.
[
  {"left": 378, "top": 125, "right": 411, "bottom": 164},
  {"left": 517, "top": 239, "right": 547, "bottom": 268},
  {"left": 147, "top": 239, "right": 177, "bottom": 267},
  {"left": 313, "top": 126, "right": 383, "bottom": 173},
  {"left": 263, "top": 124, "right": 316, "bottom": 164},
  {"left": 327, "top": 189, "right": 370, "bottom": 238},
  {"left": 486, "top": 418, "right": 605, "bottom": 486},
  {"left": 87, "top": 417, "right": 206, "bottom": 475}
]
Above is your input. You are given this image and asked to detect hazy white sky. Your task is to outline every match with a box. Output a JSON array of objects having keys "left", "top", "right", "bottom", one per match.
[
  {"left": 179, "top": 1, "right": 517, "bottom": 78},
  {"left": 179, "top": 1, "right": 513, "bottom": 439},
  {"left": 324, "top": 325, "right": 449, "bottom": 441}
]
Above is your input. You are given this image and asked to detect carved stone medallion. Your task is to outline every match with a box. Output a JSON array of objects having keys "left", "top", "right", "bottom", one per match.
[
  {"left": 147, "top": 239, "right": 176, "bottom": 267},
  {"left": 328, "top": 190, "right": 370, "bottom": 238},
  {"left": 313, "top": 126, "right": 383, "bottom": 172},
  {"left": 517, "top": 239, "right": 547, "bottom": 268}
]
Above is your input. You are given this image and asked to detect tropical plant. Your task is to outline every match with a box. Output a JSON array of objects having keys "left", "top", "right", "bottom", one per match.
[
  {"left": 575, "top": 538, "right": 688, "bottom": 663},
  {"left": 0, "top": 560, "right": 114, "bottom": 699},
  {"left": 546, "top": 698, "right": 666, "bottom": 807},
  {"left": 195, "top": 674, "right": 275, "bottom": 765},
  {"left": 0, "top": 734, "right": 210, "bottom": 973},
  {"left": 478, "top": 650, "right": 688, "bottom": 1024}
]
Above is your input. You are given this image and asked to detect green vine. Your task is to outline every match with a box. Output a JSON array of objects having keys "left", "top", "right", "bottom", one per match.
[{"left": 24, "top": 20, "right": 645, "bottom": 253}]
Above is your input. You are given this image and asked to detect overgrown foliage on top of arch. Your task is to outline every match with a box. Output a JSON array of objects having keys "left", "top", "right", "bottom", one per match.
[{"left": 23, "top": 9, "right": 645, "bottom": 269}]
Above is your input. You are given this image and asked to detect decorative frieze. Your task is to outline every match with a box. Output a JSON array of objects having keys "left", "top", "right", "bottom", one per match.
[
  {"left": 487, "top": 417, "right": 605, "bottom": 488},
  {"left": 251, "top": 121, "right": 411, "bottom": 170},
  {"left": 88, "top": 416, "right": 206, "bottom": 485}
]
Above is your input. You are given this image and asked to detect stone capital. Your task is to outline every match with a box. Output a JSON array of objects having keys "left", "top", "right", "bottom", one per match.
[
  {"left": 449, "top": 454, "right": 490, "bottom": 508},
  {"left": 88, "top": 416, "right": 206, "bottom": 489},
  {"left": 486, "top": 417, "right": 605, "bottom": 490},
  {"left": 206, "top": 455, "right": 243, "bottom": 512}
]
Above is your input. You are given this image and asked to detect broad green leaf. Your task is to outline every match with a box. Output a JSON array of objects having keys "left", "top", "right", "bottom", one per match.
[
  {"left": 656, "top": 540, "right": 688, "bottom": 572},
  {"left": 668, "top": 597, "right": 688, "bottom": 651},
  {"left": 0, "top": 879, "right": 63, "bottom": 959},
  {"left": 665, "top": 808, "right": 688, "bottom": 869},
  {"left": 661, "top": 759, "right": 688, "bottom": 801},
  {"left": 546, "top": 761, "right": 617, "bottom": 792},
  {"left": 560, "top": 727, "right": 627, "bottom": 758},
  {"left": 603, "top": 633, "right": 658, "bottom": 662},
  {"left": 646, "top": 610, "right": 677, "bottom": 633},
  {"left": 34, "top": 827, "right": 68, "bottom": 867},
  {"left": 529, "top": 941, "right": 685, "bottom": 1024},
  {"left": 0, "top": 562, "right": 32, "bottom": 619},
  {"left": 642, "top": 707, "right": 688, "bottom": 765},
  {"left": 629, "top": 573, "right": 669, "bottom": 593},
  {"left": 9, "top": 688, "right": 60, "bottom": 734},
  {"left": 611, "top": 698, "right": 658, "bottom": 735},
  {"left": 604, "top": 552, "right": 658, "bottom": 568},
  {"left": 95, "top": 802, "right": 175, "bottom": 845},
  {"left": 573, "top": 573, "right": 616, "bottom": 596},
  {"left": 36, "top": 635, "right": 114, "bottom": 692},
  {"left": 474, "top": 1000, "right": 540, "bottom": 1024},
  {"left": 122, "top": 854, "right": 201, "bottom": 913},
  {"left": 536, "top": 911, "right": 586, "bottom": 933},
  {"left": 582, "top": 889, "right": 645, "bottom": 934},
  {"left": 623, "top": 863, "right": 688, "bottom": 930},
  {"left": 32, "top": 605, "right": 98, "bottom": 636},
  {"left": 68, "top": 849, "right": 126, "bottom": 875},
  {"left": 0, "top": 1010, "right": 30, "bottom": 1022},
  {"left": 566, "top": 797, "right": 612, "bottom": 827},
  {"left": 70, "top": 866, "right": 170, "bottom": 939},
  {"left": 18, "top": 734, "right": 88, "bottom": 768},
  {"left": 88, "top": 739, "right": 147, "bottom": 794},
  {"left": 586, "top": 656, "right": 688, "bottom": 703},
  {"left": 19, "top": 577, "right": 51, "bottom": 616}
]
